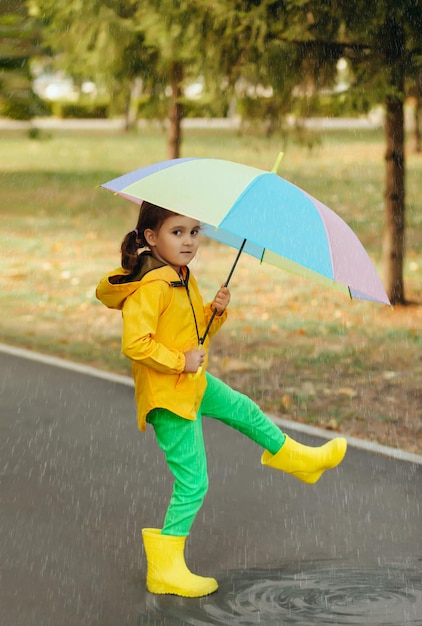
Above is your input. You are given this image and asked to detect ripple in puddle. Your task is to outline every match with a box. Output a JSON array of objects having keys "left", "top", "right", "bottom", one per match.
[{"left": 144, "top": 561, "right": 422, "bottom": 625}]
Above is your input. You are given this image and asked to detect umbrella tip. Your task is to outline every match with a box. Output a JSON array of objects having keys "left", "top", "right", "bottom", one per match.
[{"left": 271, "top": 152, "right": 284, "bottom": 174}]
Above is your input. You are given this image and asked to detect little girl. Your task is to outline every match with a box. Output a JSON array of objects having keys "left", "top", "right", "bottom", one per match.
[{"left": 96, "top": 201, "right": 347, "bottom": 598}]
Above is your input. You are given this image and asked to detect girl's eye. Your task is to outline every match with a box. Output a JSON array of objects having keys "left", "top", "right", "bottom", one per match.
[{"left": 191, "top": 229, "right": 199, "bottom": 236}]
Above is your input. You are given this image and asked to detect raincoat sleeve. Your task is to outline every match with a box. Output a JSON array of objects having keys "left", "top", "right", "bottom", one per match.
[
  {"left": 204, "top": 302, "right": 228, "bottom": 337},
  {"left": 122, "top": 281, "right": 186, "bottom": 374}
]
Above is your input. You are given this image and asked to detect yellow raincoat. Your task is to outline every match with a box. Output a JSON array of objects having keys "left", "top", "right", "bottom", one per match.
[{"left": 96, "top": 254, "right": 227, "bottom": 431}]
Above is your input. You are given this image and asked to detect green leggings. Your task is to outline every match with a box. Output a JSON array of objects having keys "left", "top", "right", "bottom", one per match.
[{"left": 146, "top": 372, "right": 286, "bottom": 536}]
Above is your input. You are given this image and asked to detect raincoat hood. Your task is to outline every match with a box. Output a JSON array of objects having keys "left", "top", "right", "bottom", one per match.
[{"left": 96, "top": 253, "right": 177, "bottom": 310}]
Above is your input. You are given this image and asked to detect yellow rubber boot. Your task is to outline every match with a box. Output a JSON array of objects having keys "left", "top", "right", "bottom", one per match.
[
  {"left": 141, "top": 528, "right": 218, "bottom": 597},
  {"left": 261, "top": 434, "right": 347, "bottom": 484}
]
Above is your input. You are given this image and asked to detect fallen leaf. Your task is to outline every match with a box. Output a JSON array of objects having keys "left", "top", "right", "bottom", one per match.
[
  {"left": 280, "top": 394, "right": 293, "bottom": 410},
  {"left": 220, "top": 357, "right": 254, "bottom": 372},
  {"left": 382, "top": 371, "right": 399, "bottom": 380},
  {"left": 337, "top": 387, "right": 358, "bottom": 398}
]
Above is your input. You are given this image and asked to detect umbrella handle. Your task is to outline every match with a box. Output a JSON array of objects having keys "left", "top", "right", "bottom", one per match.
[
  {"left": 188, "top": 342, "right": 204, "bottom": 381},
  {"left": 188, "top": 366, "right": 202, "bottom": 381}
]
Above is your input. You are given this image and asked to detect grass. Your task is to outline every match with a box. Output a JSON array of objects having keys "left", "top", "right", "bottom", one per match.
[{"left": 1, "top": 125, "right": 421, "bottom": 453}]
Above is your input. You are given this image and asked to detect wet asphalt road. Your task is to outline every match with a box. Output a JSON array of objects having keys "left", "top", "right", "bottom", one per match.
[{"left": 1, "top": 350, "right": 421, "bottom": 625}]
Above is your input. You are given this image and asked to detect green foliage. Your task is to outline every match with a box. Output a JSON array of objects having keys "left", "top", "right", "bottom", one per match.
[
  {"left": 0, "top": 89, "right": 47, "bottom": 119},
  {"left": 137, "top": 94, "right": 229, "bottom": 120},
  {"left": 49, "top": 98, "right": 110, "bottom": 119},
  {"left": 30, "top": 0, "right": 157, "bottom": 120},
  {"left": 181, "top": 98, "right": 229, "bottom": 119},
  {"left": 290, "top": 92, "right": 374, "bottom": 119},
  {"left": 237, "top": 96, "right": 284, "bottom": 130},
  {"left": 0, "top": 2, "right": 41, "bottom": 120},
  {"left": 136, "top": 94, "right": 168, "bottom": 120}
]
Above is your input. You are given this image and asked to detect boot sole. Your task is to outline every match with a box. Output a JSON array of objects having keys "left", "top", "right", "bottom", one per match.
[{"left": 147, "top": 580, "right": 218, "bottom": 597}]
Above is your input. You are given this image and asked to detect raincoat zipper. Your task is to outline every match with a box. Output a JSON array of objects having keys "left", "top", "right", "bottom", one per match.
[{"left": 170, "top": 270, "right": 201, "bottom": 345}]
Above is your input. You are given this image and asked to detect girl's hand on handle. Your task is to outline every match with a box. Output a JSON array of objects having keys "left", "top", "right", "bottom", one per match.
[
  {"left": 212, "top": 285, "right": 231, "bottom": 314},
  {"left": 184, "top": 349, "right": 206, "bottom": 373}
]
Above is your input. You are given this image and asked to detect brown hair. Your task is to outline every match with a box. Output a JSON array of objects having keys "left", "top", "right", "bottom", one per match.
[{"left": 120, "top": 201, "right": 178, "bottom": 271}]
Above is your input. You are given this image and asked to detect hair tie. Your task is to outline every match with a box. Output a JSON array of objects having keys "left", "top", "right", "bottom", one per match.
[{"left": 132, "top": 228, "right": 138, "bottom": 237}]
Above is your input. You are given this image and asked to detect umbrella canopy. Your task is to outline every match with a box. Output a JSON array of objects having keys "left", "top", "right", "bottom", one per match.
[{"left": 101, "top": 157, "right": 390, "bottom": 306}]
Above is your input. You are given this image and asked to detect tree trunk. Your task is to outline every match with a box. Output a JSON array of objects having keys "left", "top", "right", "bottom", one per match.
[
  {"left": 124, "top": 77, "right": 143, "bottom": 132},
  {"left": 382, "top": 20, "right": 406, "bottom": 305},
  {"left": 168, "top": 60, "right": 184, "bottom": 159},
  {"left": 383, "top": 95, "right": 406, "bottom": 304},
  {"left": 413, "top": 91, "right": 421, "bottom": 154}
]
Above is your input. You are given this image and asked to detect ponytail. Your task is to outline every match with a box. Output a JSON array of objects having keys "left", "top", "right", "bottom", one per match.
[{"left": 121, "top": 229, "right": 142, "bottom": 271}]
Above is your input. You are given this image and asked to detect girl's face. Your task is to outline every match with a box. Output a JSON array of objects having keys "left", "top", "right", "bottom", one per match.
[{"left": 144, "top": 214, "right": 201, "bottom": 272}]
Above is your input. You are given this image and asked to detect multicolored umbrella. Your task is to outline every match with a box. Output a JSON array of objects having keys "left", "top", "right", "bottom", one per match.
[{"left": 101, "top": 156, "right": 390, "bottom": 309}]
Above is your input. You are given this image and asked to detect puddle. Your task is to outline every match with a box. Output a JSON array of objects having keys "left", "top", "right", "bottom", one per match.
[{"left": 143, "top": 561, "right": 422, "bottom": 625}]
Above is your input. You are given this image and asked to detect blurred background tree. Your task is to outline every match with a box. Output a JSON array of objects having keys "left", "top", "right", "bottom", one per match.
[
  {"left": 28, "top": 0, "right": 159, "bottom": 127},
  {"left": 206, "top": 0, "right": 422, "bottom": 303},
  {"left": 133, "top": 0, "right": 211, "bottom": 158},
  {"left": 0, "top": 0, "right": 43, "bottom": 120}
]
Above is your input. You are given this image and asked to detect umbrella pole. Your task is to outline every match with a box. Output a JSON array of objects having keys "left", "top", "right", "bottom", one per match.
[{"left": 200, "top": 238, "right": 246, "bottom": 344}]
